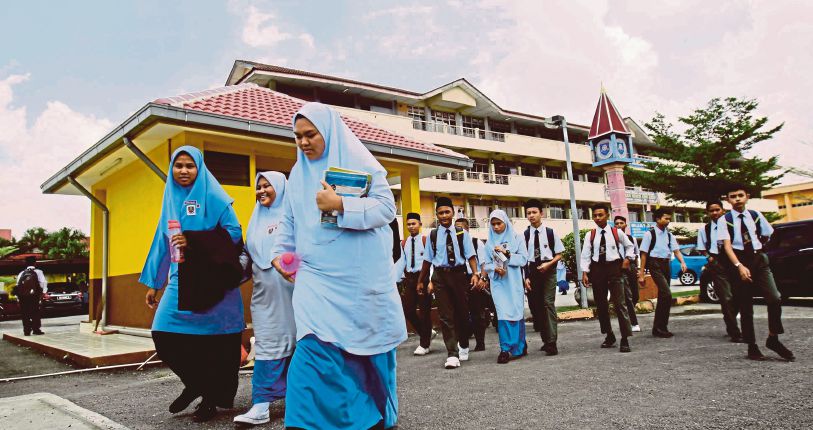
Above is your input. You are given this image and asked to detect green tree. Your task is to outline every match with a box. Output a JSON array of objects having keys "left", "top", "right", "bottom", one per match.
[
  {"left": 561, "top": 229, "right": 592, "bottom": 276},
  {"left": 42, "top": 228, "right": 89, "bottom": 259},
  {"left": 625, "top": 97, "right": 784, "bottom": 203},
  {"left": 0, "top": 246, "right": 18, "bottom": 259},
  {"left": 17, "top": 227, "right": 48, "bottom": 254}
]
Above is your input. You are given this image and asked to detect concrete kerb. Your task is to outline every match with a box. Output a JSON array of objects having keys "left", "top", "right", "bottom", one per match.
[
  {"left": 0, "top": 392, "right": 129, "bottom": 430},
  {"left": 556, "top": 294, "right": 701, "bottom": 322}
]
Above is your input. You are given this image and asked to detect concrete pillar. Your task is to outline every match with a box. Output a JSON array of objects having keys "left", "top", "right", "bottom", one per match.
[
  {"left": 603, "top": 163, "right": 630, "bottom": 224},
  {"left": 488, "top": 158, "right": 496, "bottom": 182},
  {"left": 784, "top": 193, "right": 793, "bottom": 221}
]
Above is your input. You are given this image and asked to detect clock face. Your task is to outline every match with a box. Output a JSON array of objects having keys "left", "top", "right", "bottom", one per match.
[
  {"left": 616, "top": 138, "right": 628, "bottom": 157},
  {"left": 596, "top": 139, "right": 613, "bottom": 160}
]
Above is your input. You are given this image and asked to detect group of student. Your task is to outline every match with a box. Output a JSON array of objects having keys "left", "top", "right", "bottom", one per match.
[
  {"left": 140, "top": 103, "right": 406, "bottom": 428},
  {"left": 396, "top": 186, "right": 796, "bottom": 366},
  {"left": 137, "top": 100, "right": 794, "bottom": 430}
]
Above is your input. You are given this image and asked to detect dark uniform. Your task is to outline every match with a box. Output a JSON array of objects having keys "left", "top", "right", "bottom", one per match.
[
  {"left": 696, "top": 217, "right": 740, "bottom": 339},
  {"left": 524, "top": 225, "right": 564, "bottom": 351}
]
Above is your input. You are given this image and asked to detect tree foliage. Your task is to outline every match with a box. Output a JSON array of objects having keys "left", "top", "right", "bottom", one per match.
[
  {"left": 561, "top": 229, "right": 592, "bottom": 276},
  {"left": 625, "top": 97, "right": 784, "bottom": 203},
  {"left": 1, "top": 227, "right": 88, "bottom": 259}
]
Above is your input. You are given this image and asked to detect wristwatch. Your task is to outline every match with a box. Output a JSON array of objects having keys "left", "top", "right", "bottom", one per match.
[{"left": 734, "top": 262, "right": 742, "bottom": 268}]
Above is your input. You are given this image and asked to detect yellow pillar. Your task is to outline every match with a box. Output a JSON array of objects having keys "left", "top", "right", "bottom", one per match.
[
  {"left": 783, "top": 193, "right": 793, "bottom": 221},
  {"left": 401, "top": 165, "right": 421, "bottom": 236}
]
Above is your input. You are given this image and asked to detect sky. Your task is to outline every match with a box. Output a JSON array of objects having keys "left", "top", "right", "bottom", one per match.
[{"left": 2, "top": 0, "right": 812, "bottom": 236}]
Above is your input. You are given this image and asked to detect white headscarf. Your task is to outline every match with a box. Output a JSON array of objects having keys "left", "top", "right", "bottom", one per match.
[{"left": 246, "top": 171, "right": 287, "bottom": 270}]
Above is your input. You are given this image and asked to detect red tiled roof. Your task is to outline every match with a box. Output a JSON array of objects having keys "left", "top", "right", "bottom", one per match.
[
  {"left": 588, "top": 89, "right": 630, "bottom": 139},
  {"left": 153, "top": 84, "right": 464, "bottom": 159}
]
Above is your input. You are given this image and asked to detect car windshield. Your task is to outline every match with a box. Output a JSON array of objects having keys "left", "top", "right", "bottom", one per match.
[{"left": 680, "top": 246, "right": 701, "bottom": 257}]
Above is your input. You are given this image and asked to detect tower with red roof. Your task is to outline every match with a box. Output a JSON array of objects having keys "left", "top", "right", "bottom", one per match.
[{"left": 588, "top": 87, "right": 635, "bottom": 224}]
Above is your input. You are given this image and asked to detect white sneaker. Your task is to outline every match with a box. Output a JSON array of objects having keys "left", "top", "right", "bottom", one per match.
[
  {"left": 632, "top": 325, "right": 641, "bottom": 332},
  {"left": 431, "top": 329, "right": 438, "bottom": 339},
  {"left": 233, "top": 402, "right": 270, "bottom": 425},
  {"left": 444, "top": 356, "right": 461, "bottom": 369},
  {"left": 413, "top": 345, "right": 430, "bottom": 356},
  {"left": 458, "top": 344, "right": 470, "bottom": 361}
]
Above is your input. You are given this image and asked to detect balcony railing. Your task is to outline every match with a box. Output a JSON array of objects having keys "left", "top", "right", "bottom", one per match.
[
  {"left": 410, "top": 119, "right": 506, "bottom": 142},
  {"left": 434, "top": 170, "right": 510, "bottom": 185}
]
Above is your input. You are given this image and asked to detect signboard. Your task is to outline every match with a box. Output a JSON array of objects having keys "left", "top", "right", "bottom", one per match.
[{"left": 629, "top": 221, "right": 655, "bottom": 239}]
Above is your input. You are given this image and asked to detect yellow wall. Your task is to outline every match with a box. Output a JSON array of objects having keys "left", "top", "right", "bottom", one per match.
[{"left": 440, "top": 87, "right": 477, "bottom": 107}]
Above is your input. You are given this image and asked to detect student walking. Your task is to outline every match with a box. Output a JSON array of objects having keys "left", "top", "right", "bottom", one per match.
[
  {"left": 417, "top": 197, "right": 479, "bottom": 370},
  {"left": 397, "top": 213, "right": 435, "bottom": 356},
  {"left": 455, "top": 217, "right": 489, "bottom": 352},
  {"left": 613, "top": 216, "right": 641, "bottom": 333},
  {"left": 234, "top": 171, "right": 296, "bottom": 426},
  {"left": 696, "top": 200, "right": 741, "bottom": 343},
  {"left": 580, "top": 205, "right": 636, "bottom": 353},
  {"left": 140, "top": 146, "right": 245, "bottom": 422},
  {"left": 270, "top": 102, "right": 407, "bottom": 429},
  {"left": 522, "top": 199, "right": 564, "bottom": 355},
  {"left": 483, "top": 210, "right": 529, "bottom": 363},
  {"left": 638, "top": 208, "right": 687, "bottom": 338},
  {"left": 719, "top": 185, "right": 794, "bottom": 361},
  {"left": 15, "top": 256, "right": 47, "bottom": 336}
]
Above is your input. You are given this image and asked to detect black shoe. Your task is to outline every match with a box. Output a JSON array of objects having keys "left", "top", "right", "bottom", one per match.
[
  {"left": 545, "top": 342, "right": 559, "bottom": 356},
  {"left": 192, "top": 401, "right": 217, "bottom": 422},
  {"left": 601, "top": 334, "right": 616, "bottom": 348},
  {"left": 169, "top": 389, "right": 199, "bottom": 413},
  {"left": 32, "top": 330, "right": 45, "bottom": 335},
  {"left": 747, "top": 344, "right": 766, "bottom": 361},
  {"left": 473, "top": 343, "right": 485, "bottom": 352},
  {"left": 24, "top": 332, "right": 31, "bottom": 336},
  {"left": 652, "top": 328, "right": 673, "bottom": 338},
  {"left": 619, "top": 338, "right": 631, "bottom": 353},
  {"left": 497, "top": 351, "right": 510, "bottom": 364},
  {"left": 730, "top": 335, "right": 744, "bottom": 343},
  {"left": 766, "top": 336, "right": 795, "bottom": 362}
]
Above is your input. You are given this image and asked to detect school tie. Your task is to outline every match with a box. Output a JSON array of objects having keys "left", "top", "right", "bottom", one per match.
[
  {"left": 533, "top": 230, "right": 542, "bottom": 263},
  {"left": 739, "top": 214, "right": 754, "bottom": 253},
  {"left": 410, "top": 236, "right": 416, "bottom": 270},
  {"left": 445, "top": 228, "right": 457, "bottom": 266},
  {"left": 598, "top": 230, "right": 607, "bottom": 263}
]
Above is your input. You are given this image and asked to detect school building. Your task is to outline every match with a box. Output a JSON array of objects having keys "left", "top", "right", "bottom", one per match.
[
  {"left": 225, "top": 61, "right": 778, "bottom": 239},
  {"left": 763, "top": 181, "right": 813, "bottom": 222}
]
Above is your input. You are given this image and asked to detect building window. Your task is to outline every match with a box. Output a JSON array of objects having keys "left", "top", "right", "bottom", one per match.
[
  {"left": 407, "top": 106, "right": 425, "bottom": 130},
  {"left": 674, "top": 212, "right": 685, "bottom": 223},
  {"left": 461, "top": 115, "right": 485, "bottom": 138},
  {"left": 488, "top": 120, "right": 511, "bottom": 142},
  {"left": 516, "top": 124, "right": 536, "bottom": 137},
  {"left": 643, "top": 211, "right": 653, "bottom": 222},
  {"left": 360, "top": 97, "right": 393, "bottom": 113},
  {"left": 548, "top": 205, "right": 565, "bottom": 219},
  {"left": 546, "top": 168, "right": 563, "bottom": 180},
  {"left": 431, "top": 110, "right": 457, "bottom": 134},
  {"left": 205, "top": 151, "right": 250, "bottom": 186},
  {"left": 628, "top": 211, "right": 639, "bottom": 222}
]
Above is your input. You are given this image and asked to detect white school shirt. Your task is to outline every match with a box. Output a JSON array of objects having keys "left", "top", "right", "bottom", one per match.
[
  {"left": 717, "top": 208, "right": 773, "bottom": 251},
  {"left": 639, "top": 226, "right": 679, "bottom": 259},
  {"left": 579, "top": 225, "right": 635, "bottom": 273},
  {"left": 403, "top": 234, "right": 426, "bottom": 274},
  {"left": 696, "top": 218, "right": 724, "bottom": 255},
  {"left": 526, "top": 225, "right": 565, "bottom": 262}
]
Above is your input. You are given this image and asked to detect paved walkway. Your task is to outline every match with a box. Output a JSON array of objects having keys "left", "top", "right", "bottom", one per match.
[
  {"left": 0, "top": 393, "right": 129, "bottom": 429},
  {"left": 2, "top": 329, "right": 155, "bottom": 368}
]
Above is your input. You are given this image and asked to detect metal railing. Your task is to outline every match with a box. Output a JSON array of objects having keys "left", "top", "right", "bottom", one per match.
[
  {"left": 434, "top": 170, "right": 510, "bottom": 185},
  {"left": 409, "top": 119, "right": 506, "bottom": 142}
]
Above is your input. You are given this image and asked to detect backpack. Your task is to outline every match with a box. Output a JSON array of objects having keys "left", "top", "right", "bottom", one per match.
[
  {"left": 471, "top": 237, "right": 479, "bottom": 253},
  {"left": 430, "top": 226, "right": 466, "bottom": 263},
  {"left": 724, "top": 210, "right": 768, "bottom": 244},
  {"left": 15, "top": 268, "right": 41, "bottom": 296},
  {"left": 643, "top": 228, "right": 672, "bottom": 254},
  {"left": 524, "top": 226, "right": 556, "bottom": 259}
]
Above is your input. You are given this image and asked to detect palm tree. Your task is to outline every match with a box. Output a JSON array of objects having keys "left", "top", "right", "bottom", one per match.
[
  {"left": 43, "top": 228, "right": 89, "bottom": 259},
  {"left": 18, "top": 227, "right": 48, "bottom": 254}
]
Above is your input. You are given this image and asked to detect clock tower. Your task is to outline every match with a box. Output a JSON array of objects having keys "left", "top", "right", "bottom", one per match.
[{"left": 588, "top": 87, "right": 635, "bottom": 225}]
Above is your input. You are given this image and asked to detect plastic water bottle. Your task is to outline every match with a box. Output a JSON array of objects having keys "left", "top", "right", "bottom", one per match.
[
  {"left": 279, "top": 252, "right": 301, "bottom": 279},
  {"left": 168, "top": 220, "right": 184, "bottom": 263}
]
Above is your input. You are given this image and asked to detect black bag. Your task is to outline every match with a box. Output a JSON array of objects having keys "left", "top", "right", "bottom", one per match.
[{"left": 15, "top": 268, "right": 41, "bottom": 296}]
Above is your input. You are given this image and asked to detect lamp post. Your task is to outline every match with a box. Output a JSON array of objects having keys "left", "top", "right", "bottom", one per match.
[{"left": 547, "top": 115, "right": 587, "bottom": 308}]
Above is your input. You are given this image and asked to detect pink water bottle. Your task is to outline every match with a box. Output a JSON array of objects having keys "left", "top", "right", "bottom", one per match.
[
  {"left": 168, "top": 220, "right": 184, "bottom": 263},
  {"left": 279, "top": 252, "right": 301, "bottom": 279}
]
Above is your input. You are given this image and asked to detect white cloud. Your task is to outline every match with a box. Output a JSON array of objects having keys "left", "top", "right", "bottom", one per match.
[
  {"left": 0, "top": 72, "right": 113, "bottom": 237},
  {"left": 240, "top": 5, "right": 315, "bottom": 51}
]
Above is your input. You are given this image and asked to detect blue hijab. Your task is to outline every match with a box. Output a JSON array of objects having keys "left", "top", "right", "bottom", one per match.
[
  {"left": 287, "top": 102, "right": 387, "bottom": 244},
  {"left": 140, "top": 146, "right": 234, "bottom": 288},
  {"left": 487, "top": 209, "right": 521, "bottom": 252},
  {"left": 247, "top": 171, "right": 287, "bottom": 270}
]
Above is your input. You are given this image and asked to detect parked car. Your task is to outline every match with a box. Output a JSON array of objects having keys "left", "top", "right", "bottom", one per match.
[
  {"left": 700, "top": 219, "right": 813, "bottom": 303},
  {"left": 41, "top": 282, "right": 85, "bottom": 313},
  {"left": 0, "top": 291, "right": 21, "bottom": 320},
  {"left": 671, "top": 245, "right": 707, "bottom": 285}
]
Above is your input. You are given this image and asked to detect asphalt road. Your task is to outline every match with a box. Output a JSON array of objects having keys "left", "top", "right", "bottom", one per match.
[{"left": 1, "top": 304, "right": 812, "bottom": 429}]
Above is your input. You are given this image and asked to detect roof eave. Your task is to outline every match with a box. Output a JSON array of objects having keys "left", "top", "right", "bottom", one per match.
[{"left": 41, "top": 103, "right": 470, "bottom": 194}]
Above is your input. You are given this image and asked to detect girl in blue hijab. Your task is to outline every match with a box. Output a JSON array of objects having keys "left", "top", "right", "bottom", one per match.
[
  {"left": 234, "top": 171, "right": 296, "bottom": 426},
  {"left": 483, "top": 209, "right": 529, "bottom": 364},
  {"left": 270, "top": 102, "right": 407, "bottom": 430},
  {"left": 140, "top": 146, "right": 244, "bottom": 422}
]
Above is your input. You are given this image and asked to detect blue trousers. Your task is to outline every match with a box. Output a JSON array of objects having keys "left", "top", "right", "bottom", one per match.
[
  {"left": 497, "top": 320, "right": 527, "bottom": 356},
  {"left": 252, "top": 357, "right": 290, "bottom": 404}
]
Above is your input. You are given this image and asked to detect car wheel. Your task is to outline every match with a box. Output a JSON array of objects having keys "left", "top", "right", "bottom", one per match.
[
  {"left": 700, "top": 279, "right": 720, "bottom": 303},
  {"left": 679, "top": 270, "right": 697, "bottom": 285}
]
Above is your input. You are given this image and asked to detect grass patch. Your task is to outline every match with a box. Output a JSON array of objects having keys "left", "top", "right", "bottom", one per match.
[
  {"left": 672, "top": 289, "right": 700, "bottom": 298},
  {"left": 556, "top": 305, "right": 583, "bottom": 313}
]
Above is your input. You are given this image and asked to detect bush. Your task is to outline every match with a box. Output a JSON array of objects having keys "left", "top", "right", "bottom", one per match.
[{"left": 561, "top": 229, "right": 592, "bottom": 277}]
